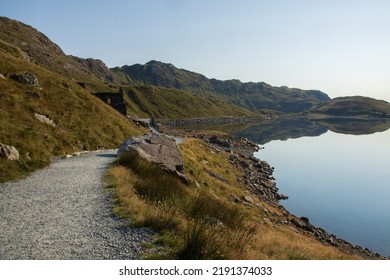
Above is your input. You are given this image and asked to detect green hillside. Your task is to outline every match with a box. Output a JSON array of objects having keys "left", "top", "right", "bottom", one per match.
[
  {"left": 113, "top": 60, "right": 331, "bottom": 113},
  {"left": 0, "top": 17, "right": 146, "bottom": 182},
  {"left": 123, "top": 85, "right": 256, "bottom": 119},
  {"left": 311, "top": 96, "right": 390, "bottom": 118}
]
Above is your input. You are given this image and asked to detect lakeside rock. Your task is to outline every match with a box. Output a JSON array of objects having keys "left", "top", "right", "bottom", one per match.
[
  {"left": 0, "top": 143, "right": 20, "bottom": 161},
  {"left": 117, "top": 133, "right": 187, "bottom": 182}
]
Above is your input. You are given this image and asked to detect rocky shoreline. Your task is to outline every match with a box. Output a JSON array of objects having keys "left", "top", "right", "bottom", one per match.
[{"left": 155, "top": 122, "right": 388, "bottom": 260}]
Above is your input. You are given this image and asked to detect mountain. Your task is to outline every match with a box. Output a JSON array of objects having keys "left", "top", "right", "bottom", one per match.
[
  {"left": 123, "top": 85, "right": 255, "bottom": 119},
  {"left": 113, "top": 60, "right": 331, "bottom": 113},
  {"left": 0, "top": 17, "right": 116, "bottom": 83},
  {"left": 311, "top": 96, "right": 390, "bottom": 118}
]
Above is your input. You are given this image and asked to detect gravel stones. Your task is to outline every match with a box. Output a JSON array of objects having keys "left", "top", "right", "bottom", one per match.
[{"left": 0, "top": 150, "right": 154, "bottom": 259}]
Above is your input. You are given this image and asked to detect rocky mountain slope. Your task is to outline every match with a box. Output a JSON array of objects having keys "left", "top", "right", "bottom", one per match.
[
  {"left": 0, "top": 17, "right": 116, "bottom": 83},
  {"left": 113, "top": 60, "right": 331, "bottom": 113}
]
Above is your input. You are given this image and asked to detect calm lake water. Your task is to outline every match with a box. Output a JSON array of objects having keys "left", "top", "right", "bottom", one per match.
[
  {"left": 175, "top": 118, "right": 390, "bottom": 256},
  {"left": 256, "top": 127, "right": 390, "bottom": 257}
]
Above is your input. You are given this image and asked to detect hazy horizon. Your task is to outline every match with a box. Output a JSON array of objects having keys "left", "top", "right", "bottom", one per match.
[{"left": 1, "top": 0, "right": 389, "bottom": 101}]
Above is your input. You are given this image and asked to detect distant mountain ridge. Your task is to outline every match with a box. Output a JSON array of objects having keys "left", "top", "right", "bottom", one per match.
[{"left": 113, "top": 60, "right": 331, "bottom": 113}]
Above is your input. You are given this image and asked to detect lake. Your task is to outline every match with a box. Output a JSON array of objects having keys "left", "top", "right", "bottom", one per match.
[
  {"left": 174, "top": 118, "right": 390, "bottom": 256},
  {"left": 256, "top": 125, "right": 390, "bottom": 257}
]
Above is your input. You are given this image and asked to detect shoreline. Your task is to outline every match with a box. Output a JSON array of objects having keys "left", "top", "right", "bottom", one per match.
[{"left": 154, "top": 120, "right": 388, "bottom": 260}]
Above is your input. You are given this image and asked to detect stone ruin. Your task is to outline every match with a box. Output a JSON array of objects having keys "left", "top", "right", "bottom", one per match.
[{"left": 94, "top": 88, "right": 127, "bottom": 115}]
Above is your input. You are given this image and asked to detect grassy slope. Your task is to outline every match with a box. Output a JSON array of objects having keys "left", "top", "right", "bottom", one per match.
[
  {"left": 311, "top": 96, "right": 390, "bottom": 118},
  {"left": 0, "top": 49, "right": 146, "bottom": 182},
  {"left": 113, "top": 61, "right": 331, "bottom": 113},
  {"left": 108, "top": 139, "right": 361, "bottom": 259},
  {"left": 123, "top": 85, "right": 257, "bottom": 119}
]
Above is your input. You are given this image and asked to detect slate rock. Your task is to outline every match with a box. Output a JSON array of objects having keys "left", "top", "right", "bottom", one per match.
[{"left": 10, "top": 72, "right": 39, "bottom": 87}]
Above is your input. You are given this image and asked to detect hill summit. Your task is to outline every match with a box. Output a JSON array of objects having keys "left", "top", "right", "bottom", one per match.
[{"left": 113, "top": 60, "right": 331, "bottom": 113}]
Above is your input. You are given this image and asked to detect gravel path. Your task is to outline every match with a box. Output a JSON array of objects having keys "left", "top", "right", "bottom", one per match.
[{"left": 0, "top": 150, "right": 154, "bottom": 260}]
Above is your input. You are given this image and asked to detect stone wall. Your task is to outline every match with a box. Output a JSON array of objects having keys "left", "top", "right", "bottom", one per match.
[{"left": 94, "top": 88, "right": 126, "bottom": 115}]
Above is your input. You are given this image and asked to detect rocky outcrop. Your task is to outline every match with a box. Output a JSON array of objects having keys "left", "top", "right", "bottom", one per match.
[
  {"left": 0, "top": 143, "right": 20, "bottom": 160},
  {"left": 117, "top": 133, "right": 186, "bottom": 182},
  {"left": 10, "top": 72, "right": 39, "bottom": 87},
  {"left": 71, "top": 56, "right": 117, "bottom": 83}
]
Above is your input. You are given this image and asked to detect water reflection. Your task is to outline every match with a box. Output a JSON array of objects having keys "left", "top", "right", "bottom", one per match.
[
  {"left": 169, "top": 118, "right": 390, "bottom": 144},
  {"left": 166, "top": 117, "right": 390, "bottom": 256}
]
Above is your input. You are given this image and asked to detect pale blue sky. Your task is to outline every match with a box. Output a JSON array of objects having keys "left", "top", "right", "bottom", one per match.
[{"left": 1, "top": 0, "right": 390, "bottom": 101}]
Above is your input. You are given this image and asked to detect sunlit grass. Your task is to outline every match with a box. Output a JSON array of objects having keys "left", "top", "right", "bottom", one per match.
[{"left": 107, "top": 139, "right": 362, "bottom": 259}]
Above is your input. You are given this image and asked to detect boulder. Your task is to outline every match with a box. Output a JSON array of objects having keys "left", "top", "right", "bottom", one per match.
[
  {"left": 10, "top": 72, "right": 40, "bottom": 87},
  {"left": 0, "top": 143, "right": 20, "bottom": 160},
  {"left": 117, "top": 133, "right": 186, "bottom": 182}
]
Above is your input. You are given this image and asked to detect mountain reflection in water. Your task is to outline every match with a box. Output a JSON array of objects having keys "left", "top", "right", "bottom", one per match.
[
  {"left": 166, "top": 117, "right": 390, "bottom": 256},
  {"left": 169, "top": 117, "right": 390, "bottom": 145}
]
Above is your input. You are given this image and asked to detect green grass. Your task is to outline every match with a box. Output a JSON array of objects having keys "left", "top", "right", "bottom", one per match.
[
  {"left": 113, "top": 60, "right": 330, "bottom": 113},
  {"left": 123, "top": 85, "right": 256, "bottom": 119},
  {"left": 0, "top": 48, "right": 146, "bottom": 182}
]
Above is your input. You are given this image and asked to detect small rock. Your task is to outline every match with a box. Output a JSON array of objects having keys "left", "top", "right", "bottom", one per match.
[
  {"left": 242, "top": 195, "right": 254, "bottom": 205},
  {"left": 77, "top": 81, "right": 87, "bottom": 89},
  {"left": 0, "top": 143, "right": 20, "bottom": 160},
  {"left": 229, "top": 194, "right": 240, "bottom": 203},
  {"left": 62, "top": 82, "right": 70, "bottom": 89},
  {"left": 300, "top": 216, "right": 310, "bottom": 223},
  {"left": 243, "top": 202, "right": 253, "bottom": 207},
  {"left": 0, "top": 73, "right": 5, "bottom": 79},
  {"left": 34, "top": 113, "right": 56, "bottom": 127},
  {"left": 26, "top": 90, "right": 41, "bottom": 99}
]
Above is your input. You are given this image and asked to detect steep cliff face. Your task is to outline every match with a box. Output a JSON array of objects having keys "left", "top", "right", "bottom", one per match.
[{"left": 113, "top": 60, "right": 331, "bottom": 113}]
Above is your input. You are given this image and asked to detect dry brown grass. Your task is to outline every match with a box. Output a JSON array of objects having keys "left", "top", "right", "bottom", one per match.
[{"left": 108, "top": 138, "right": 362, "bottom": 259}]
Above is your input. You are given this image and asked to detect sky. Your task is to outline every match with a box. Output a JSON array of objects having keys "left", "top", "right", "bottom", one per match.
[{"left": 1, "top": 0, "right": 390, "bottom": 101}]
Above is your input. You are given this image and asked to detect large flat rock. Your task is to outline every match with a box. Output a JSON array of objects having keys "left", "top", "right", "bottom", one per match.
[{"left": 117, "top": 133, "right": 186, "bottom": 182}]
